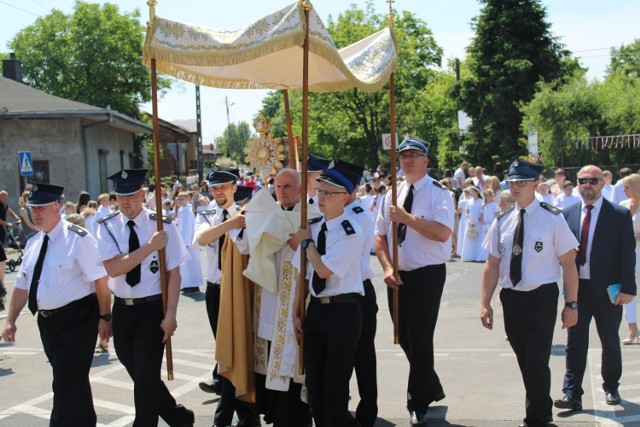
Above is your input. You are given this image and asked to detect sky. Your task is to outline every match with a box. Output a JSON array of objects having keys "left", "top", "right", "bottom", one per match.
[{"left": 2, "top": 0, "right": 639, "bottom": 146}]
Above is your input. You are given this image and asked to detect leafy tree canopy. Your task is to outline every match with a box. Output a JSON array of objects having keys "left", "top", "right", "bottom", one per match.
[
  {"left": 215, "top": 121, "right": 252, "bottom": 165},
  {"left": 9, "top": 1, "right": 170, "bottom": 117}
]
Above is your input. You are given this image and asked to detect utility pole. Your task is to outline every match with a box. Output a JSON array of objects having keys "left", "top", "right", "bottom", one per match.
[
  {"left": 224, "top": 96, "right": 234, "bottom": 159},
  {"left": 196, "top": 85, "right": 203, "bottom": 182}
]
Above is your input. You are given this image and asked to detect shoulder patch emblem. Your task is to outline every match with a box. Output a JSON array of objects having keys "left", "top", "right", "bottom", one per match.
[
  {"left": 352, "top": 206, "right": 364, "bottom": 214},
  {"left": 496, "top": 205, "right": 514, "bottom": 220},
  {"left": 432, "top": 180, "right": 446, "bottom": 189},
  {"left": 540, "top": 202, "right": 562, "bottom": 215},
  {"left": 309, "top": 216, "right": 323, "bottom": 224},
  {"left": 96, "top": 211, "right": 120, "bottom": 224},
  {"left": 198, "top": 209, "right": 216, "bottom": 216},
  {"left": 341, "top": 220, "right": 356, "bottom": 236},
  {"left": 67, "top": 223, "right": 88, "bottom": 237},
  {"left": 149, "top": 212, "right": 173, "bottom": 224}
]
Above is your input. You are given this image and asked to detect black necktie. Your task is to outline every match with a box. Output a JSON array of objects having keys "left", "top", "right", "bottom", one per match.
[
  {"left": 218, "top": 209, "right": 228, "bottom": 269},
  {"left": 311, "top": 222, "right": 327, "bottom": 295},
  {"left": 126, "top": 220, "right": 141, "bottom": 286},
  {"left": 28, "top": 235, "right": 49, "bottom": 315},
  {"left": 398, "top": 184, "right": 414, "bottom": 244},
  {"left": 510, "top": 209, "right": 526, "bottom": 286},
  {"left": 579, "top": 205, "right": 594, "bottom": 266}
]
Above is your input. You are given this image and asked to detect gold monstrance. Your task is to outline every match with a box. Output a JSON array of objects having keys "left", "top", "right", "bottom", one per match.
[{"left": 243, "top": 113, "right": 285, "bottom": 181}]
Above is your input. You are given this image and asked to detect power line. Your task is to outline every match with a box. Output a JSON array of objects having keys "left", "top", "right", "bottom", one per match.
[
  {"left": 29, "top": 0, "right": 48, "bottom": 12},
  {"left": 0, "top": 0, "right": 39, "bottom": 16}
]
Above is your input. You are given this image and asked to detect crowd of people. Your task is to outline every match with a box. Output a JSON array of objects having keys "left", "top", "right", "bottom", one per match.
[{"left": 0, "top": 142, "right": 638, "bottom": 427}]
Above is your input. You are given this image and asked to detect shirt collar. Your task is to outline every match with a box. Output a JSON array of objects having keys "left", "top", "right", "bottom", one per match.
[
  {"left": 217, "top": 203, "right": 237, "bottom": 219},
  {"left": 408, "top": 174, "right": 430, "bottom": 192},
  {"left": 46, "top": 218, "right": 64, "bottom": 241},
  {"left": 581, "top": 196, "right": 603, "bottom": 212},
  {"left": 129, "top": 208, "right": 148, "bottom": 227},
  {"left": 515, "top": 200, "right": 539, "bottom": 217},
  {"left": 324, "top": 211, "right": 348, "bottom": 231}
]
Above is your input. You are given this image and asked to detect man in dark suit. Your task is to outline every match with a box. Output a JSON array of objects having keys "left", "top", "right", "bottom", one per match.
[{"left": 555, "top": 165, "right": 637, "bottom": 411}]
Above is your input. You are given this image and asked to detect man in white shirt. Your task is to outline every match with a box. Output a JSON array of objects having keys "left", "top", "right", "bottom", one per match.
[
  {"left": 453, "top": 161, "right": 468, "bottom": 190},
  {"left": 554, "top": 181, "right": 581, "bottom": 210},
  {"left": 612, "top": 167, "right": 633, "bottom": 204}
]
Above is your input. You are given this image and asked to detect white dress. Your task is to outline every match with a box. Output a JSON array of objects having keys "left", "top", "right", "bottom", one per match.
[
  {"left": 461, "top": 197, "right": 483, "bottom": 261},
  {"left": 620, "top": 199, "right": 638, "bottom": 323},
  {"left": 477, "top": 201, "right": 498, "bottom": 262},
  {"left": 456, "top": 197, "right": 468, "bottom": 256},
  {"left": 177, "top": 203, "right": 203, "bottom": 288}
]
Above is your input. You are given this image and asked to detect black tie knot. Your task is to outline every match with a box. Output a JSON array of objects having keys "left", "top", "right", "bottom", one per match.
[{"left": 127, "top": 220, "right": 135, "bottom": 229}]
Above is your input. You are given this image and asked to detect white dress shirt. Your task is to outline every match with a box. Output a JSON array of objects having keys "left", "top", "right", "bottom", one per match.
[{"left": 194, "top": 204, "right": 238, "bottom": 284}]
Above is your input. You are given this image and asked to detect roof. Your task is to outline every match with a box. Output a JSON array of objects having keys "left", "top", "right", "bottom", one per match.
[{"left": 0, "top": 77, "right": 151, "bottom": 134}]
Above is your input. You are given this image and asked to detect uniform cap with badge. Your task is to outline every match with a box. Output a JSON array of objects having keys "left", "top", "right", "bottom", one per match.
[
  {"left": 27, "top": 183, "right": 64, "bottom": 206},
  {"left": 207, "top": 165, "right": 239, "bottom": 186},
  {"left": 317, "top": 160, "right": 359, "bottom": 194},
  {"left": 108, "top": 169, "right": 148, "bottom": 195},
  {"left": 332, "top": 159, "right": 366, "bottom": 187},
  {"left": 306, "top": 154, "right": 331, "bottom": 173},
  {"left": 506, "top": 159, "right": 543, "bottom": 181},
  {"left": 397, "top": 136, "right": 430, "bottom": 156}
]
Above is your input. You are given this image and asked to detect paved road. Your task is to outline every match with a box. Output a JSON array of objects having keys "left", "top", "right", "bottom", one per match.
[{"left": 1, "top": 252, "right": 639, "bottom": 426}]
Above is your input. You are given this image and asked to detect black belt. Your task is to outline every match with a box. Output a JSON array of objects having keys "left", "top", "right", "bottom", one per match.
[
  {"left": 114, "top": 294, "right": 162, "bottom": 306},
  {"left": 206, "top": 282, "right": 221, "bottom": 289},
  {"left": 312, "top": 293, "right": 360, "bottom": 305},
  {"left": 38, "top": 293, "right": 96, "bottom": 318}
]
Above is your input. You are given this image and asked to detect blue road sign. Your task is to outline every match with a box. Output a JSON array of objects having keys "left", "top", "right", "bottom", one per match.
[{"left": 18, "top": 151, "right": 34, "bottom": 176}]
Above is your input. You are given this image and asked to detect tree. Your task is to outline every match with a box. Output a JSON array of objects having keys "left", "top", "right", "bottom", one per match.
[
  {"left": 215, "top": 121, "right": 252, "bottom": 164},
  {"left": 458, "top": 0, "right": 579, "bottom": 168},
  {"left": 609, "top": 39, "right": 640, "bottom": 79},
  {"left": 9, "top": 1, "right": 170, "bottom": 116}
]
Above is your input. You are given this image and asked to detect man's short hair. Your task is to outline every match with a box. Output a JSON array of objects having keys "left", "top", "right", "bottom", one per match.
[
  {"left": 603, "top": 170, "right": 613, "bottom": 178},
  {"left": 554, "top": 168, "right": 567, "bottom": 177},
  {"left": 620, "top": 167, "right": 633, "bottom": 178},
  {"left": 563, "top": 180, "right": 573, "bottom": 188}
]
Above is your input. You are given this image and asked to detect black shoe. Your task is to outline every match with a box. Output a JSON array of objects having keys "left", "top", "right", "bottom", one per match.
[
  {"left": 199, "top": 381, "right": 222, "bottom": 395},
  {"left": 606, "top": 390, "right": 621, "bottom": 405},
  {"left": 0, "top": 281, "right": 7, "bottom": 298},
  {"left": 233, "top": 418, "right": 261, "bottom": 427},
  {"left": 409, "top": 410, "right": 428, "bottom": 426},
  {"left": 182, "top": 287, "right": 200, "bottom": 294},
  {"left": 554, "top": 395, "right": 582, "bottom": 411}
]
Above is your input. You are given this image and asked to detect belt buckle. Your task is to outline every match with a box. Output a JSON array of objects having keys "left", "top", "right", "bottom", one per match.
[
  {"left": 124, "top": 298, "right": 134, "bottom": 306},
  {"left": 39, "top": 310, "right": 49, "bottom": 318},
  {"left": 319, "top": 297, "right": 331, "bottom": 304}
]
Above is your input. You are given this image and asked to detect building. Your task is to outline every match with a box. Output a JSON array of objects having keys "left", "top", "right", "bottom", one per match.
[{"left": 0, "top": 54, "right": 151, "bottom": 209}]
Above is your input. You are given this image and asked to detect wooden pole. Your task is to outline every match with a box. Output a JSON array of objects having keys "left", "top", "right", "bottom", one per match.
[
  {"left": 148, "top": 0, "right": 173, "bottom": 380},
  {"left": 283, "top": 90, "right": 296, "bottom": 169},
  {"left": 297, "top": 1, "right": 311, "bottom": 375},
  {"left": 387, "top": 1, "right": 400, "bottom": 345}
]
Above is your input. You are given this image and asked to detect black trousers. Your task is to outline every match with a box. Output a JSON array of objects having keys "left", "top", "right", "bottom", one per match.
[
  {"left": 562, "top": 279, "right": 623, "bottom": 398},
  {"left": 37, "top": 294, "right": 98, "bottom": 427},
  {"left": 256, "top": 372, "right": 311, "bottom": 426},
  {"left": 389, "top": 264, "right": 446, "bottom": 413},
  {"left": 501, "top": 283, "right": 558, "bottom": 427},
  {"left": 352, "top": 279, "right": 378, "bottom": 427},
  {"left": 112, "top": 299, "right": 191, "bottom": 427},
  {"left": 205, "top": 282, "right": 221, "bottom": 385},
  {"left": 215, "top": 376, "right": 260, "bottom": 425},
  {"left": 304, "top": 297, "right": 362, "bottom": 427}
]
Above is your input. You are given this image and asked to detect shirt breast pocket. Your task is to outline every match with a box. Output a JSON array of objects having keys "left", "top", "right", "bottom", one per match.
[
  {"left": 51, "top": 259, "right": 77, "bottom": 286},
  {"left": 412, "top": 207, "right": 431, "bottom": 221},
  {"left": 500, "top": 233, "right": 514, "bottom": 256},
  {"left": 528, "top": 231, "right": 552, "bottom": 256}
]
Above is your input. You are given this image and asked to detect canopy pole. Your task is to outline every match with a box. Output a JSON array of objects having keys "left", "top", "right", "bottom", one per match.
[
  {"left": 387, "top": 0, "right": 400, "bottom": 345},
  {"left": 298, "top": 0, "right": 312, "bottom": 375},
  {"left": 283, "top": 90, "right": 296, "bottom": 169},
  {"left": 148, "top": 0, "right": 174, "bottom": 380}
]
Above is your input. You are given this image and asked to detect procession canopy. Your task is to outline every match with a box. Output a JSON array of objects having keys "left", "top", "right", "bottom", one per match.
[{"left": 143, "top": 1, "right": 397, "bottom": 93}]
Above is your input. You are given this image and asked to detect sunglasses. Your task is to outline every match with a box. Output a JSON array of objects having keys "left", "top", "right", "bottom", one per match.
[{"left": 577, "top": 178, "right": 601, "bottom": 185}]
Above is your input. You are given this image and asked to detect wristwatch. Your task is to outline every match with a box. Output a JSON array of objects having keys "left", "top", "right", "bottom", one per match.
[
  {"left": 301, "top": 239, "right": 314, "bottom": 249},
  {"left": 565, "top": 301, "right": 578, "bottom": 310},
  {"left": 99, "top": 314, "right": 112, "bottom": 321}
]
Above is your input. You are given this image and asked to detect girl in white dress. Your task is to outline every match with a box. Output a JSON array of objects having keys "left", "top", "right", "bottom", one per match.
[
  {"left": 456, "top": 188, "right": 470, "bottom": 258},
  {"left": 461, "top": 186, "right": 483, "bottom": 261},
  {"left": 620, "top": 174, "right": 640, "bottom": 344},
  {"left": 477, "top": 188, "right": 498, "bottom": 262},
  {"left": 175, "top": 192, "right": 203, "bottom": 292}
]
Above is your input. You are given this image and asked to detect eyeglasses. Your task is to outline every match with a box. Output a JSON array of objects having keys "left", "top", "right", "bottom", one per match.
[
  {"left": 317, "top": 189, "right": 347, "bottom": 197},
  {"left": 399, "top": 152, "right": 425, "bottom": 160},
  {"left": 577, "top": 177, "right": 601, "bottom": 185},
  {"left": 506, "top": 180, "right": 534, "bottom": 188}
]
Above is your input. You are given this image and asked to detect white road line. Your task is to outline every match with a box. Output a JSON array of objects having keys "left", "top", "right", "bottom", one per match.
[
  {"left": 92, "top": 376, "right": 134, "bottom": 391},
  {"left": 92, "top": 398, "right": 135, "bottom": 414},
  {"left": 172, "top": 357, "right": 217, "bottom": 370},
  {"left": 0, "top": 392, "right": 52, "bottom": 420}
]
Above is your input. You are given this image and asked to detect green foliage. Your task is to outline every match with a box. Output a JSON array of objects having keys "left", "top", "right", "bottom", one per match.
[
  {"left": 215, "top": 122, "right": 252, "bottom": 164},
  {"left": 9, "top": 1, "right": 171, "bottom": 116},
  {"left": 458, "top": 0, "right": 579, "bottom": 168},
  {"left": 609, "top": 40, "right": 640, "bottom": 79}
]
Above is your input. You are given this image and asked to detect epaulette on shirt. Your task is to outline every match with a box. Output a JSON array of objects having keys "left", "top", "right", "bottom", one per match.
[
  {"left": 540, "top": 202, "right": 562, "bottom": 215},
  {"left": 96, "top": 211, "right": 120, "bottom": 224},
  {"left": 67, "top": 223, "right": 88, "bottom": 237},
  {"left": 341, "top": 220, "right": 356, "bottom": 236},
  {"left": 352, "top": 206, "right": 364, "bottom": 214},
  {"left": 309, "top": 216, "right": 323, "bottom": 224},
  {"left": 198, "top": 209, "right": 216, "bottom": 216},
  {"left": 496, "top": 205, "right": 514, "bottom": 221},
  {"left": 149, "top": 212, "right": 173, "bottom": 224},
  {"left": 432, "top": 180, "right": 446, "bottom": 190}
]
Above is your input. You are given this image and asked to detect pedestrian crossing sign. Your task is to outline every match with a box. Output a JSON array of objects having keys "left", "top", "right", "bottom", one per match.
[{"left": 18, "top": 151, "right": 34, "bottom": 176}]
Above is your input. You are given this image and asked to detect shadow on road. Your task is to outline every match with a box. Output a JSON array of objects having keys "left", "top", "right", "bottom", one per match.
[{"left": 557, "top": 399, "right": 640, "bottom": 425}]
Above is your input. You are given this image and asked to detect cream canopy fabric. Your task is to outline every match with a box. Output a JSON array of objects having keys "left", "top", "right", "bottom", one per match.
[{"left": 143, "top": 1, "right": 397, "bottom": 93}]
